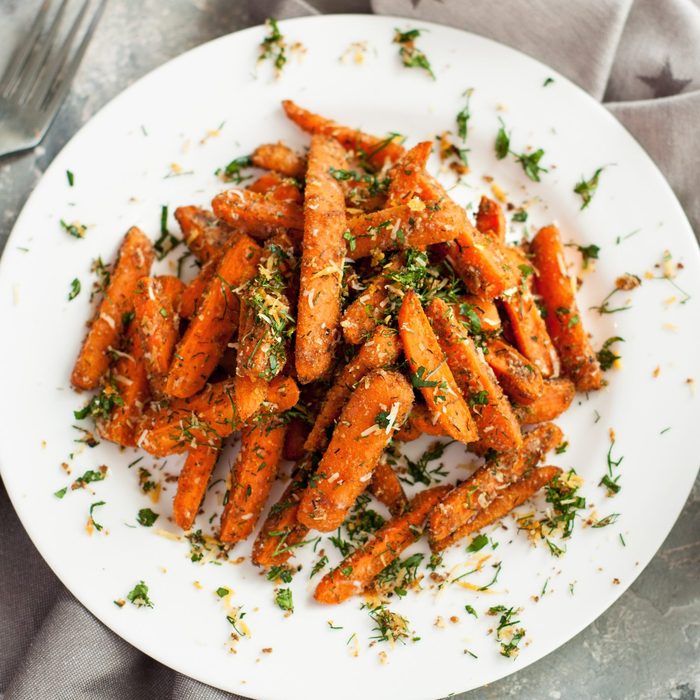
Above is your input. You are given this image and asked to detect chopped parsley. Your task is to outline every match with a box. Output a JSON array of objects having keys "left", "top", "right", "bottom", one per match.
[
  {"left": 72, "top": 467, "right": 107, "bottom": 490},
  {"left": 495, "top": 118, "right": 510, "bottom": 160},
  {"left": 573, "top": 243, "right": 600, "bottom": 268},
  {"left": 487, "top": 605, "right": 525, "bottom": 658},
  {"left": 465, "top": 604, "right": 478, "bottom": 618},
  {"left": 410, "top": 366, "right": 439, "bottom": 389},
  {"left": 310, "top": 555, "right": 329, "bottom": 578},
  {"left": 68, "top": 278, "right": 81, "bottom": 300},
  {"left": 54, "top": 487, "right": 67, "bottom": 499},
  {"left": 555, "top": 441, "right": 569, "bottom": 454},
  {"left": 267, "top": 565, "right": 293, "bottom": 584},
  {"left": 542, "top": 469, "right": 586, "bottom": 539},
  {"left": 543, "top": 77, "right": 555, "bottom": 86},
  {"left": 66, "top": 170, "right": 75, "bottom": 186},
  {"left": 216, "top": 587, "right": 230, "bottom": 598},
  {"left": 466, "top": 533, "right": 488, "bottom": 553},
  {"left": 259, "top": 18, "right": 287, "bottom": 76},
  {"left": 597, "top": 336, "right": 624, "bottom": 371},
  {"left": 468, "top": 391, "right": 489, "bottom": 408},
  {"left": 366, "top": 603, "right": 413, "bottom": 644},
  {"left": 401, "top": 440, "right": 451, "bottom": 486},
  {"left": 574, "top": 167, "right": 604, "bottom": 209},
  {"left": 512, "top": 209, "right": 528, "bottom": 222},
  {"left": 275, "top": 587, "right": 294, "bottom": 612},
  {"left": 592, "top": 513, "right": 620, "bottom": 528},
  {"left": 373, "top": 553, "right": 424, "bottom": 597},
  {"left": 215, "top": 154, "right": 253, "bottom": 184},
  {"left": 137, "top": 508, "right": 159, "bottom": 527},
  {"left": 127, "top": 580, "right": 154, "bottom": 608},
  {"left": 600, "top": 437, "right": 623, "bottom": 495},
  {"left": 227, "top": 607, "right": 247, "bottom": 636},
  {"left": 456, "top": 88, "right": 474, "bottom": 141},
  {"left": 393, "top": 28, "right": 435, "bottom": 79},
  {"left": 74, "top": 382, "right": 123, "bottom": 420},
  {"left": 515, "top": 148, "right": 548, "bottom": 182},
  {"left": 89, "top": 501, "right": 106, "bottom": 532},
  {"left": 60, "top": 219, "right": 87, "bottom": 239},
  {"left": 154, "top": 205, "right": 182, "bottom": 260}
]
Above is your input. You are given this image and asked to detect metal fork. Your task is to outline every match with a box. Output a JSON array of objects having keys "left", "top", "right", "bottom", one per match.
[{"left": 0, "top": 0, "right": 106, "bottom": 158}]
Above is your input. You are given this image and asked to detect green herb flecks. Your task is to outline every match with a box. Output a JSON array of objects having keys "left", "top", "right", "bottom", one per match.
[
  {"left": 495, "top": 118, "right": 510, "bottom": 160},
  {"left": 466, "top": 533, "right": 488, "bottom": 553},
  {"left": 154, "top": 205, "right": 182, "bottom": 260},
  {"left": 574, "top": 167, "right": 604, "bottom": 209},
  {"left": 393, "top": 28, "right": 435, "bottom": 79},
  {"left": 401, "top": 440, "right": 452, "bottom": 486},
  {"left": 215, "top": 154, "right": 254, "bottom": 184},
  {"left": 126, "top": 580, "right": 154, "bottom": 608},
  {"left": 373, "top": 553, "right": 424, "bottom": 597},
  {"left": 74, "top": 380, "right": 124, "bottom": 420},
  {"left": 72, "top": 466, "right": 108, "bottom": 490},
  {"left": 600, "top": 435, "right": 623, "bottom": 496},
  {"left": 259, "top": 18, "right": 287, "bottom": 76},
  {"left": 456, "top": 88, "right": 474, "bottom": 141},
  {"left": 68, "top": 278, "right": 81, "bottom": 300},
  {"left": 275, "top": 587, "right": 294, "bottom": 612},
  {"left": 488, "top": 605, "right": 525, "bottom": 658},
  {"left": 137, "top": 508, "right": 159, "bottom": 527},
  {"left": 88, "top": 501, "right": 106, "bottom": 532},
  {"left": 267, "top": 565, "right": 294, "bottom": 584},
  {"left": 365, "top": 603, "right": 414, "bottom": 644},
  {"left": 66, "top": 170, "right": 75, "bottom": 186},
  {"left": 597, "top": 336, "right": 624, "bottom": 371},
  {"left": 60, "top": 219, "right": 87, "bottom": 239}
]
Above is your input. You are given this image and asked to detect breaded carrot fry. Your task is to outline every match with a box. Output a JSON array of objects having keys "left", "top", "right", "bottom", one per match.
[
  {"left": 427, "top": 422, "right": 562, "bottom": 545},
  {"left": 179, "top": 260, "right": 217, "bottom": 319},
  {"left": 513, "top": 377, "right": 575, "bottom": 424},
  {"left": 398, "top": 291, "right": 477, "bottom": 444},
  {"left": 96, "top": 323, "right": 150, "bottom": 447},
  {"left": 394, "top": 403, "right": 447, "bottom": 442},
  {"left": 297, "top": 369, "right": 413, "bottom": 532},
  {"left": 531, "top": 225, "right": 603, "bottom": 391},
  {"left": 458, "top": 294, "right": 502, "bottom": 334},
  {"left": 248, "top": 172, "right": 303, "bottom": 204},
  {"left": 283, "top": 417, "right": 310, "bottom": 461},
  {"left": 485, "top": 338, "right": 544, "bottom": 405},
  {"left": 252, "top": 142, "right": 306, "bottom": 179},
  {"left": 386, "top": 141, "right": 433, "bottom": 206},
  {"left": 219, "top": 417, "right": 287, "bottom": 544},
  {"left": 133, "top": 276, "right": 184, "bottom": 392},
  {"left": 174, "top": 206, "right": 233, "bottom": 264},
  {"left": 72, "top": 227, "right": 154, "bottom": 390},
  {"left": 432, "top": 466, "right": 561, "bottom": 551},
  {"left": 340, "top": 258, "right": 401, "bottom": 344},
  {"left": 212, "top": 189, "right": 304, "bottom": 238},
  {"left": 475, "top": 195, "right": 506, "bottom": 241},
  {"left": 295, "top": 134, "right": 348, "bottom": 384},
  {"left": 165, "top": 234, "right": 262, "bottom": 398},
  {"left": 172, "top": 445, "right": 221, "bottom": 530},
  {"left": 499, "top": 251, "right": 560, "bottom": 380},
  {"left": 281, "top": 100, "right": 405, "bottom": 169},
  {"left": 314, "top": 485, "right": 450, "bottom": 604},
  {"left": 232, "top": 374, "right": 268, "bottom": 425},
  {"left": 252, "top": 461, "right": 312, "bottom": 567},
  {"left": 262, "top": 374, "right": 300, "bottom": 413},
  {"left": 426, "top": 298, "right": 522, "bottom": 454},
  {"left": 368, "top": 459, "right": 408, "bottom": 516},
  {"left": 304, "top": 326, "right": 401, "bottom": 452},
  {"left": 346, "top": 204, "right": 462, "bottom": 259}
]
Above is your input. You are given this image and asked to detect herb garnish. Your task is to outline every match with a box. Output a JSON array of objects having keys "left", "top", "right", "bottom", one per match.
[
  {"left": 310, "top": 555, "right": 329, "bottom": 578},
  {"left": 259, "top": 18, "right": 287, "bottom": 76},
  {"left": 275, "top": 587, "right": 294, "bottom": 612},
  {"left": 267, "top": 565, "right": 293, "bottom": 584},
  {"left": 401, "top": 440, "right": 451, "bottom": 486},
  {"left": 466, "top": 533, "right": 488, "bottom": 553},
  {"left": 88, "top": 501, "right": 106, "bottom": 532},
  {"left": 495, "top": 118, "right": 510, "bottom": 160},
  {"left": 366, "top": 603, "right": 414, "bottom": 644},
  {"left": 227, "top": 607, "right": 247, "bottom": 636},
  {"left": 215, "top": 155, "right": 253, "bottom": 184},
  {"left": 74, "top": 381, "right": 124, "bottom": 420},
  {"left": 574, "top": 167, "right": 604, "bottom": 209},
  {"left": 373, "top": 553, "right": 424, "bottom": 597},
  {"left": 54, "top": 487, "right": 68, "bottom": 499},
  {"left": 494, "top": 118, "right": 547, "bottom": 181},
  {"left": 393, "top": 28, "right": 435, "bottom": 79},
  {"left": 488, "top": 605, "right": 525, "bottom": 658},
  {"left": 216, "top": 587, "right": 230, "bottom": 598},
  {"left": 573, "top": 243, "right": 600, "bottom": 269},
  {"left": 68, "top": 278, "right": 81, "bottom": 300},
  {"left": 592, "top": 513, "right": 620, "bottom": 528},
  {"left": 456, "top": 88, "right": 474, "bottom": 141},
  {"left": 137, "top": 508, "right": 159, "bottom": 527},
  {"left": 465, "top": 604, "right": 478, "bottom": 618},
  {"left": 66, "top": 170, "right": 75, "bottom": 187},
  {"left": 600, "top": 435, "right": 623, "bottom": 495},
  {"left": 127, "top": 580, "right": 154, "bottom": 608},
  {"left": 72, "top": 466, "right": 107, "bottom": 490},
  {"left": 154, "top": 205, "right": 182, "bottom": 260},
  {"left": 60, "top": 219, "right": 87, "bottom": 238},
  {"left": 597, "top": 336, "right": 624, "bottom": 371}
]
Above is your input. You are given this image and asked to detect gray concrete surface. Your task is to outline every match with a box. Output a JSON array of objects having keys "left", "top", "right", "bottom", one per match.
[{"left": 0, "top": 2, "right": 698, "bottom": 699}]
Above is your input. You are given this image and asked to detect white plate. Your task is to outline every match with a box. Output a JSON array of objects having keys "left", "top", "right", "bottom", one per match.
[{"left": 1, "top": 14, "right": 698, "bottom": 700}]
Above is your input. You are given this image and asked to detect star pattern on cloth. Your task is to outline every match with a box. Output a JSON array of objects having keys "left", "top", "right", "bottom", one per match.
[{"left": 638, "top": 58, "right": 693, "bottom": 98}]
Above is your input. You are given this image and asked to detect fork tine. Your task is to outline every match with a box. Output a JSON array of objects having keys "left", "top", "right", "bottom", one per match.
[
  {"left": 0, "top": 0, "right": 52, "bottom": 96},
  {"left": 27, "top": 0, "right": 90, "bottom": 108},
  {"left": 40, "top": 0, "right": 107, "bottom": 116},
  {"left": 16, "top": 0, "right": 71, "bottom": 104}
]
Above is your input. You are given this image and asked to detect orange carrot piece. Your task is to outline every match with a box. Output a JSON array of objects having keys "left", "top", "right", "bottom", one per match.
[
  {"left": 133, "top": 276, "right": 184, "bottom": 392},
  {"left": 297, "top": 369, "right": 413, "bottom": 532},
  {"left": 304, "top": 326, "right": 402, "bottom": 452},
  {"left": 247, "top": 172, "right": 303, "bottom": 203},
  {"left": 340, "top": 258, "right": 401, "bottom": 344},
  {"left": 368, "top": 459, "right": 408, "bottom": 516},
  {"left": 475, "top": 195, "right": 506, "bottom": 241},
  {"left": 72, "top": 227, "right": 154, "bottom": 390},
  {"left": 530, "top": 225, "right": 603, "bottom": 391},
  {"left": 432, "top": 466, "right": 561, "bottom": 551},
  {"left": 513, "top": 377, "right": 576, "bottom": 424},
  {"left": 281, "top": 99, "right": 405, "bottom": 169},
  {"left": 252, "top": 142, "right": 306, "bottom": 179},
  {"left": 96, "top": 324, "right": 150, "bottom": 447},
  {"left": 172, "top": 445, "right": 221, "bottom": 530},
  {"left": 179, "top": 260, "right": 217, "bottom": 319},
  {"left": 252, "top": 462, "right": 311, "bottom": 567},
  {"left": 394, "top": 403, "right": 447, "bottom": 442},
  {"left": 314, "top": 485, "right": 450, "bottom": 604},
  {"left": 458, "top": 294, "right": 502, "bottom": 334},
  {"left": 174, "top": 206, "right": 233, "bottom": 264},
  {"left": 219, "top": 418, "right": 287, "bottom": 544},
  {"left": 283, "top": 417, "right": 310, "bottom": 461},
  {"left": 426, "top": 298, "right": 522, "bottom": 454},
  {"left": 165, "top": 234, "right": 262, "bottom": 398},
  {"left": 485, "top": 338, "right": 544, "bottom": 406},
  {"left": 398, "top": 291, "right": 477, "bottom": 444},
  {"left": 295, "top": 134, "right": 348, "bottom": 384},
  {"left": 263, "top": 374, "right": 300, "bottom": 413},
  {"left": 427, "top": 422, "right": 562, "bottom": 545},
  {"left": 386, "top": 141, "right": 433, "bottom": 206},
  {"left": 212, "top": 188, "right": 304, "bottom": 238}
]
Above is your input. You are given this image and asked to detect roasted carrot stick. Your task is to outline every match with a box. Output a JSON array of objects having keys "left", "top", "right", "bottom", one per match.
[
  {"left": 294, "top": 134, "right": 348, "bottom": 384},
  {"left": 475, "top": 195, "right": 506, "bottom": 241},
  {"left": 297, "top": 369, "right": 413, "bottom": 532},
  {"left": 96, "top": 323, "right": 150, "bottom": 447},
  {"left": 432, "top": 466, "right": 561, "bottom": 551},
  {"left": 179, "top": 260, "right": 217, "bottom": 319},
  {"left": 283, "top": 417, "right": 310, "bottom": 461},
  {"left": 165, "top": 234, "right": 262, "bottom": 398},
  {"left": 314, "top": 485, "right": 450, "bottom": 604},
  {"left": 485, "top": 338, "right": 544, "bottom": 406},
  {"left": 398, "top": 290, "right": 477, "bottom": 444},
  {"left": 212, "top": 188, "right": 304, "bottom": 238},
  {"left": 427, "top": 421, "right": 562, "bottom": 545},
  {"left": 219, "top": 417, "right": 287, "bottom": 544},
  {"left": 426, "top": 298, "right": 522, "bottom": 454},
  {"left": 458, "top": 294, "right": 502, "bottom": 334},
  {"left": 281, "top": 99, "right": 405, "bottom": 169},
  {"left": 368, "top": 459, "right": 408, "bottom": 516},
  {"left": 252, "top": 461, "right": 312, "bottom": 567},
  {"left": 340, "top": 258, "right": 401, "bottom": 344},
  {"left": 530, "top": 225, "right": 603, "bottom": 391},
  {"left": 394, "top": 403, "right": 447, "bottom": 442},
  {"left": 72, "top": 227, "right": 154, "bottom": 390},
  {"left": 133, "top": 275, "right": 184, "bottom": 393},
  {"left": 304, "top": 326, "right": 402, "bottom": 452},
  {"left": 172, "top": 445, "right": 221, "bottom": 531},
  {"left": 174, "top": 206, "right": 233, "bottom": 264},
  {"left": 386, "top": 141, "right": 433, "bottom": 206},
  {"left": 252, "top": 142, "right": 306, "bottom": 179},
  {"left": 248, "top": 172, "right": 303, "bottom": 203},
  {"left": 513, "top": 377, "right": 576, "bottom": 424},
  {"left": 263, "top": 374, "right": 300, "bottom": 413}
]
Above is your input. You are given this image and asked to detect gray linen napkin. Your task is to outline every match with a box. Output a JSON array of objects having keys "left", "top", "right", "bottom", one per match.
[{"left": 1, "top": 1, "right": 698, "bottom": 700}]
